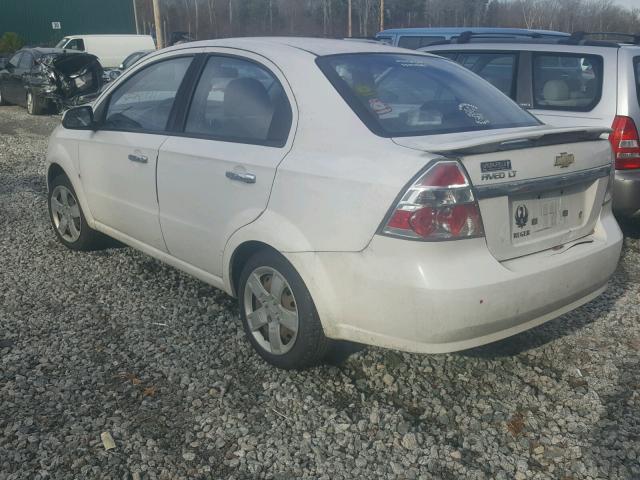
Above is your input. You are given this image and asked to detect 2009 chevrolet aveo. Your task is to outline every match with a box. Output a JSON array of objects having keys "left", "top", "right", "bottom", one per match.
[{"left": 46, "top": 38, "right": 622, "bottom": 369}]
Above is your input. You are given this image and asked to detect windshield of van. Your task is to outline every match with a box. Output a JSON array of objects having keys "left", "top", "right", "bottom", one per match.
[
  {"left": 55, "top": 38, "right": 69, "bottom": 48},
  {"left": 316, "top": 53, "right": 539, "bottom": 137}
]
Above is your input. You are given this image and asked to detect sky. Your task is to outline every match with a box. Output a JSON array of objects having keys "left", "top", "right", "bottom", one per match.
[{"left": 614, "top": 0, "right": 638, "bottom": 9}]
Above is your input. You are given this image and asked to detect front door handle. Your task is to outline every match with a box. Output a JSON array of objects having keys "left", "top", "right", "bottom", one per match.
[
  {"left": 225, "top": 171, "right": 256, "bottom": 184},
  {"left": 128, "top": 153, "right": 148, "bottom": 164}
]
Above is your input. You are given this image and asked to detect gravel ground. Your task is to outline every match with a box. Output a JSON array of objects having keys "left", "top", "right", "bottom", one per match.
[{"left": 1, "top": 105, "right": 639, "bottom": 480}]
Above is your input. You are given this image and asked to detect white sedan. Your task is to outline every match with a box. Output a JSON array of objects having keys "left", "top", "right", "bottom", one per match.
[{"left": 46, "top": 37, "right": 622, "bottom": 369}]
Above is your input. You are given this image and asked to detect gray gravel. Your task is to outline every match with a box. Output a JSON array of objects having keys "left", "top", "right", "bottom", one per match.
[{"left": 1, "top": 105, "right": 639, "bottom": 480}]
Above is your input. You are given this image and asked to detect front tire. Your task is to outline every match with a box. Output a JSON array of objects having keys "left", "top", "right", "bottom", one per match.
[
  {"left": 238, "top": 250, "right": 332, "bottom": 369},
  {"left": 0, "top": 86, "right": 8, "bottom": 106},
  {"left": 26, "top": 91, "right": 46, "bottom": 115},
  {"left": 48, "top": 174, "right": 104, "bottom": 251}
]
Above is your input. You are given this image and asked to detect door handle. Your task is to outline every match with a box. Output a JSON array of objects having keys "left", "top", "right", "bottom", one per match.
[
  {"left": 225, "top": 171, "right": 256, "bottom": 184},
  {"left": 128, "top": 153, "right": 148, "bottom": 164}
]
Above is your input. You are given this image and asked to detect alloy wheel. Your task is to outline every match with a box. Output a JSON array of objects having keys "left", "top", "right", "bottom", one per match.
[
  {"left": 50, "top": 185, "right": 82, "bottom": 242},
  {"left": 243, "top": 266, "right": 299, "bottom": 355}
]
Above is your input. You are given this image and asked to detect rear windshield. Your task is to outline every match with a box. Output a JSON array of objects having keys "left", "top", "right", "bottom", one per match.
[
  {"left": 532, "top": 53, "right": 603, "bottom": 111},
  {"left": 316, "top": 53, "right": 538, "bottom": 137}
]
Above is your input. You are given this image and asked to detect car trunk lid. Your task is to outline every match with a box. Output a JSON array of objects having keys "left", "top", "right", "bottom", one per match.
[{"left": 393, "top": 126, "right": 613, "bottom": 261}]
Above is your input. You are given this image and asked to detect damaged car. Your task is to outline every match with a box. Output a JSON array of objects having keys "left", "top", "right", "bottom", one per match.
[{"left": 0, "top": 47, "right": 103, "bottom": 115}]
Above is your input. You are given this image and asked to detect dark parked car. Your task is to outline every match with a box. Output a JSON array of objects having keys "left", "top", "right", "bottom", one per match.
[
  {"left": 119, "top": 49, "right": 154, "bottom": 71},
  {"left": 0, "top": 48, "right": 103, "bottom": 115}
]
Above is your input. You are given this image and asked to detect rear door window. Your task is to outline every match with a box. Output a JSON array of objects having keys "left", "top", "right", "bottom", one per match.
[
  {"left": 398, "top": 36, "right": 446, "bottom": 49},
  {"left": 103, "top": 56, "right": 192, "bottom": 132},
  {"left": 184, "top": 56, "right": 292, "bottom": 146},
  {"left": 532, "top": 53, "right": 603, "bottom": 111},
  {"left": 455, "top": 52, "right": 518, "bottom": 98}
]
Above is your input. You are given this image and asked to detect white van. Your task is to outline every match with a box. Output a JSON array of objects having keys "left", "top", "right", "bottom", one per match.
[{"left": 55, "top": 35, "right": 156, "bottom": 68}]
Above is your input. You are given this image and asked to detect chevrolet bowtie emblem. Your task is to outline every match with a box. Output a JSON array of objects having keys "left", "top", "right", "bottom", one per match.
[{"left": 554, "top": 152, "right": 575, "bottom": 168}]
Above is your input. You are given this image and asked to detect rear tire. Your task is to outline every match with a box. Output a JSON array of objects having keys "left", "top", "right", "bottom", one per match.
[
  {"left": 238, "top": 249, "right": 332, "bottom": 369},
  {"left": 48, "top": 174, "right": 105, "bottom": 251},
  {"left": 0, "top": 86, "right": 8, "bottom": 106},
  {"left": 26, "top": 91, "right": 46, "bottom": 115}
]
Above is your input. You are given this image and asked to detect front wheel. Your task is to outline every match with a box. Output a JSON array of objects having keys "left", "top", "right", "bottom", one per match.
[
  {"left": 48, "top": 174, "right": 104, "bottom": 251},
  {"left": 0, "top": 86, "right": 8, "bottom": 106},
  {"left": 238, "top": 250, "right": 332, "bottom": 369},
  {"left": 26, "top": 91, "right": 46, "bottom": 115}
]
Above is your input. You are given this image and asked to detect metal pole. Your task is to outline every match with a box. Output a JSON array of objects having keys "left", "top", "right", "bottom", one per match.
[
  {"left": 348, "top": 0, "right": 352, "bottom": 37},
  {"left": 152, "top": 0, "right": 164, "bottom": 48},
  {"left": 379, "top": 0, "right": 384, "bottom": 32},
  {"left": 132, "top": 0, "right": 140, "bottom": 34}
]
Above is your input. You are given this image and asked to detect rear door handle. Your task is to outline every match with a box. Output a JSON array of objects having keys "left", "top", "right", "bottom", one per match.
[
  {"left": 225, "top": 171, "right": 256, "bottom": 184},
  {"left": 128, "top": 153, "right": 148, "bottom": 164}
]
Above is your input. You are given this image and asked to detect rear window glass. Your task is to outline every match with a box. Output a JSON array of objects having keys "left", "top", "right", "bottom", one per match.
[
  {"left": 316, "top": 53, "right": 538, "bottom": 138},
  {"left": 635, "top": 57, "right": 640, "bottom": 107},
  {"left": 532, "top": 53, "right": 603, "bottom": 111},
  {"left": 455, "top": 52, "right": 518, "bottom": 98},
  {"left": 398, "top": 36, "right": 445, "bottom": 49}
]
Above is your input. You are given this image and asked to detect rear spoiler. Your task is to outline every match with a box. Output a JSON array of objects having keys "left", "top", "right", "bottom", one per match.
[{"left": 394, "top": 126, "right": 611, "bottom": 156}]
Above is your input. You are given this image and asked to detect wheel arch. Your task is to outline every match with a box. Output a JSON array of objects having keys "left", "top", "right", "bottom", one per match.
[{"left": 228, "top": 240, "right": 279, "bottom": 297}]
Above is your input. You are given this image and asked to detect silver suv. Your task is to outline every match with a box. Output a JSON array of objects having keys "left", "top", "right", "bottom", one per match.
[{"left": 421, "top": 33, "right": 640, "bottom": 217}]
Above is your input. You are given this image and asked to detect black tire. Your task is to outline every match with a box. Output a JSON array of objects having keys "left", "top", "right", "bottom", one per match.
[
  {"left": 26, "top": 90, "right": 46, "bottom": 115},
  {"left": 48, "top": 174, "right": 104, "bottom": 251},
  {"left": 238, "top": 249, "right": 332, "bottom": 369},
  {"left": 0, "top": 86, "right": 8, "bottom": 106}
]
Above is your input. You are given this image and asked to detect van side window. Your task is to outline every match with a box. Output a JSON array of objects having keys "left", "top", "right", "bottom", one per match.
[
  {"left": 532, "top": 53, "right": 603, "bottom": 111},
  {"left": 184, "top": 56, "right": 292, "bottom": 146},
  {"left": 397, "top": 36, "right": 445, "bottom": 49},
  {"left": 455, "top": 52, "right": 518, "bottom": 99},
  {"left": 65, "top": 39, "right": 85, "bottom": 51},
  {"left": 103, "top": 56, "right": 192, "bottom": 132}
]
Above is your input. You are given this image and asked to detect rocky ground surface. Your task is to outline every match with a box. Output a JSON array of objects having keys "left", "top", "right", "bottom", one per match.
[{"left": 0, "top": 106, "right": 639, "bottom": 480}]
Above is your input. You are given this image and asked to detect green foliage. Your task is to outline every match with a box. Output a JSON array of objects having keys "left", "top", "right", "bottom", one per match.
[{"left": 0, "top": 32, "right": 24, "bottom": 54}]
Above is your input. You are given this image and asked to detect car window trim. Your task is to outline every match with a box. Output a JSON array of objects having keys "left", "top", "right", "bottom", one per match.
[
  {"left": 530, "top": 51, "right": 604, "bottom": 113},
  {"left": 96, "top": 53, "right": 197, "bottom": 136},
  {"left": 176, "top": 52, "right": 293, "bottom": 149}
]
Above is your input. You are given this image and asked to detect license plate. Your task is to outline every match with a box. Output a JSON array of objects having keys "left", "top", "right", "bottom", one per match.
[{"left": 511, "top": 191, "right": 574, "bottom": 244}]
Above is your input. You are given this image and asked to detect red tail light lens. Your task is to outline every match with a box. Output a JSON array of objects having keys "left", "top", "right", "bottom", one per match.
[
  {"left": 610, "top": 116, "right": 640, "bottom": 170},
  {"left": 381, "top": 161, "right": 484, "bottom": 241}
]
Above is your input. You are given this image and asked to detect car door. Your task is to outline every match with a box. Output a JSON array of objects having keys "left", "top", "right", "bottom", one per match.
[
  {"left": 2, "top": 52, "right": 23, "bottom": 103},
  {"left": 77, "top": 54, "right": 194, "bottom": 251},
  {"left": 156, "top": 52, "right": 295, "bottom": 277}
]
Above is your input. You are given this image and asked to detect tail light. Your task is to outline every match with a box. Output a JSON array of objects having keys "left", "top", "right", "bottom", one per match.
[
  {"left": 610, "top": 116, "right": 640, "bottom": 170},
  {"left": 380, "top": 160, "right": 484, "bottom": 241}
]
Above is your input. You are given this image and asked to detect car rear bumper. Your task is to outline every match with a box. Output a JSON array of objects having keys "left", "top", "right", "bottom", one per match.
[
  {"left": 613, "top": 169, "right": 640, "bottom": 217},
  {"left": 286, "top": 207, "right": 622, "bottom": 354}
]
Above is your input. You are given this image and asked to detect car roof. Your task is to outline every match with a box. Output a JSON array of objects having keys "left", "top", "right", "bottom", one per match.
[
  {"left": 420, "top": 39, "right": 640, "bottom": 52},
  {"left": 377, "top": 27, "right": 569, "bottom": 37},
  {"left": 163, "top": 36, "right": 414, "bottom": 57}
]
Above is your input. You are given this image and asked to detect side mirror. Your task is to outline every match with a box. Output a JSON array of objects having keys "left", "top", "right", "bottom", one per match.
[{"left": 62, "top": 105, "right": 95, "bottom": 130}]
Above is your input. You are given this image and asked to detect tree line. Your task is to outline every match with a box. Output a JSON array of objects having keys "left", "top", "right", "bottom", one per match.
[{"left": 132, "top": 0, "right": 639, "bottom": 43}]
